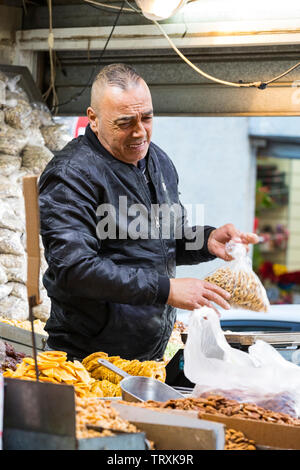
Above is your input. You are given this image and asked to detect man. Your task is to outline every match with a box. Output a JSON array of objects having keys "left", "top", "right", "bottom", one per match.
[{"left": 39, "top": 63, "right": 258, "bottom": 361}]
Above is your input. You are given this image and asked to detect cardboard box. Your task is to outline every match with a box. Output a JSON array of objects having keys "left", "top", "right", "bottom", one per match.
[
  {"left": 197, "top": 413, "right": 300, "bottom": 450},
  {"left": 112, "top": 402, "right": 225, "bottom": 450},
  {"left": 113, "top": 402, "right": 300, "bottom": 450}
]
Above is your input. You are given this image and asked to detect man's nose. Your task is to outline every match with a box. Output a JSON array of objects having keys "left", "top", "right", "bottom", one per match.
[{"left": 132, "top": 120, "right": 146, "bottom": 138}]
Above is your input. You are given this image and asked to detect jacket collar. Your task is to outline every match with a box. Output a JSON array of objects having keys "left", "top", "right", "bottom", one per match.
[
  {"left": 84, "top": 124, "right": 158, "bottom": 176},
  {"left": 85, "top": 124, "right": 117, "bottom": 164}
]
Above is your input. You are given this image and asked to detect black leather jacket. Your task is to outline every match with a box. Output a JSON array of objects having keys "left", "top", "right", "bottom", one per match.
[{"left": 39, "top": 126, "right": 216, "bottom": 360}]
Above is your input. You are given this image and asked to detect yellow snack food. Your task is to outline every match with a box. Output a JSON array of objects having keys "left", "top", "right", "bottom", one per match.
[
  {"left": 3, "top": 351, "right": 93, "bottom": 397},
  {"left": 0, "top": 316, "right": 47, "bottom": 336},
  {"left": 89, "top": 381, "right": 104, "bottom": 398},
  {"left": 83, "top": 352, "right": 166, "bottom": 383},
  {"left": 82, "top": 351, "right": 108, "bottom": 368}
]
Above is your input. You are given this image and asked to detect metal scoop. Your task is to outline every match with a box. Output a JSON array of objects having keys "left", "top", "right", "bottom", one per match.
[{"left": 98, "top": 358, "right": 184, "bottom": 403}]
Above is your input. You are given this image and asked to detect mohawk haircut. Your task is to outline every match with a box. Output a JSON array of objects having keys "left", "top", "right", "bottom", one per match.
[{"left": 91, "top": 63, "right": 143, "bottom": 110}]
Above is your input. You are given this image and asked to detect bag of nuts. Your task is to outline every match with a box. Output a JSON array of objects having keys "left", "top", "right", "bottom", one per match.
[
  {"left": 4, "top": 99, "right": 33, "bottom": 130},
  {"left": 0, "top": 123, "right": 28, "bottom": 156},
  {"left": 41, "top": 123, "right": 71, "bottom": 152},
  {"left": 205, "top": 241, "right": 270, "bottom": 312}
]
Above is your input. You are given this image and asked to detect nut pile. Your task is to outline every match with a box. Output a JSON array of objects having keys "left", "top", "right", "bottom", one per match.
[
  {"left": 0, "top": 339, "right": 25, "bottom": 372},
  {"left": 205, "top": 267, "right": 269, "bottom": 312},
  {"left": 225, "top": 428, "right": 256, "bottom": 450},
  {"left": 142, "top": 396, "right": 300, "bottom": 426},
  {"left": 127, "top": 395, "right": 300, "bottom": 449},
  {"left": 119, "top": 398, "right": 257, "bottom": 450},
  {"left": 75, "top": 396, "right": 139, "bottom": 439},
  {"left": 200, "top": 388, "right": 298, "bottom": 417}
]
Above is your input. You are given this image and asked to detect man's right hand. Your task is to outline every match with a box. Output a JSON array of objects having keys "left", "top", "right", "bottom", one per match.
[{"left": 167, "top": 278, "right": 231, "bottom": 311}]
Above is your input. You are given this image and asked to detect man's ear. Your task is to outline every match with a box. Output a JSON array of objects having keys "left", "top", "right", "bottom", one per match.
[{"left": 87, "top": 106, "right": 98, "bottom": 135}]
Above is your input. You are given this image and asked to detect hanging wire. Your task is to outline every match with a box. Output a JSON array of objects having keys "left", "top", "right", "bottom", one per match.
[
  {"left": 153, "top": 20, "right": 300, "bottom": 89},
  {"left": 83, "top": 0, "right": 136, "bottom": 12},
  {"left": 42, "top": 0, "right": 59, "bottom": 111},
  {"left": 51, "top": 0, "right": 126, "bottom": 111}
]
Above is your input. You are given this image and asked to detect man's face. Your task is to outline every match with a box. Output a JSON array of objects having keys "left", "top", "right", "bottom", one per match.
[{"left": 87, "top": 79, "right": 153, "bottom": 165}]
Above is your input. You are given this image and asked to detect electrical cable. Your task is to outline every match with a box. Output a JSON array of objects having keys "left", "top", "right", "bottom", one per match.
[
  {"left": 83, "top": 0, "right": 136, "bottom": 12},
  {"left": 50, "top": 0, "right": 126, "bottom": 111},
  {"left": 83, "top": 0, "right": 194, "bottom": 11},
  {"left": 153, "top": 20, "right": 300, "bottom": 89}
]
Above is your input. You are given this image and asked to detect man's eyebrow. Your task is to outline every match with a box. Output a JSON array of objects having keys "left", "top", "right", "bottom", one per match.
[{"left": 114, "top": 110, "right": 153, "bottom": 123}]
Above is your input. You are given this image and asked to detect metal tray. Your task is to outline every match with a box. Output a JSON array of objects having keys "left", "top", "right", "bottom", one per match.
[
  {"left": 223, "top": 332, "right": 300, "bottom": 347},
  {"left": 181, "top": 331, "right": 300, "bottom": 347},
  {"left": 0, "top": 322, "right": 47, "bottom": 355},
  {"left": 112, "top": 402, "right": 225, "bottom": 450},
  {"left": 3, "top": 377, "right": 146, "bottom": 450},
  {"left": 77, "top": 433, "right": 146, "bottom": 450}
]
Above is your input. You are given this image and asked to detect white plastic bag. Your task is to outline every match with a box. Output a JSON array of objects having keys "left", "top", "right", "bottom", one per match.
[
  {"left": 5, "top": 75, "right": 29, "bottom": 105},
  {"left": 31, "top": 102, "right": 53, "bottom": 128},
  {"left": 21, "top": 144, "right": 53, "bottom": 174},
  {"left": 205, "top": 241, "right": 270, "bottom": 312},
  {"left": 0, "top": 284, "right": 12, "bottom": 300},
  {"left": 0, "top": 123, "right": 28, "bottom": 156},
  {"left": 184, "top": 308, "right": 300, "bottom": 417},
  {"left": 41, "top": 123, "right": 71, "bottom": 151},
  {"left": 0, "top": 266, "right": 7, "bottom": 285},
  {"left": 0, "top": 296, "right": 28, "bottom": 321},
  {"left": 26, "top": 127, "right": 45, "bottom": 146},
  {"left": 0, "top": 200, "right": 23, "bottom": 232},
  {"left": 33, "top": 289, "right": 51, "bottom": 322},
  {"left": 4, "top": 99, "right": 32, "bottom": 130},
  {"left": 0, "top": 229, "right": 25, "bottom": 256},
  {"left": 0, "top": 154, "right": 21, "bottom": 177}
]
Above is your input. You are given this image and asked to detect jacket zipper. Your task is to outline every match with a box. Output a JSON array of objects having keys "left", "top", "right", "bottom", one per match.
[
  {"left": 131, "top": 166, "right": 170, "bottom": 277},
  {"left": 132, "top": 166, "right": 173, "bottom": 353}
]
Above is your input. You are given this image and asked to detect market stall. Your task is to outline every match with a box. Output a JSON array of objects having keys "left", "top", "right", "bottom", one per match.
[
  {"left": 1, "top": 0, "right": 300, "bottom": 454},
  {"left": 0, "top": 69, "right": 300, "bottom": 451},
  {"left": 2, "top": 323, "right": 300, "bottom": 450}
]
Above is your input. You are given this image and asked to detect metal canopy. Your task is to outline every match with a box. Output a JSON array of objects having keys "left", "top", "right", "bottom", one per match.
[
  {"left": 46, "top": 47, "right": 300, "bottom": 116},
  {"left": 16, "top": 0, "right": 300, "bottom": 116}
]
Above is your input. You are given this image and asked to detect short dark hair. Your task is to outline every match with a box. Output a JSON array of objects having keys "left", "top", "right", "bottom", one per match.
[{"left": 92, "top": 63, "right": 142, "bottom": 91}]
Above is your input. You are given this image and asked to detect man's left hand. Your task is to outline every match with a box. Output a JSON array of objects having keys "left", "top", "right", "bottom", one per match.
[{"left": 207, "top": 223, "right": 259, "bottom": 261}]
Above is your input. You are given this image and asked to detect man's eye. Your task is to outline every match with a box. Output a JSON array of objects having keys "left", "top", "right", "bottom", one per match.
[{"left": 118, "top": 122, "right": 131, "bottom": 129}]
